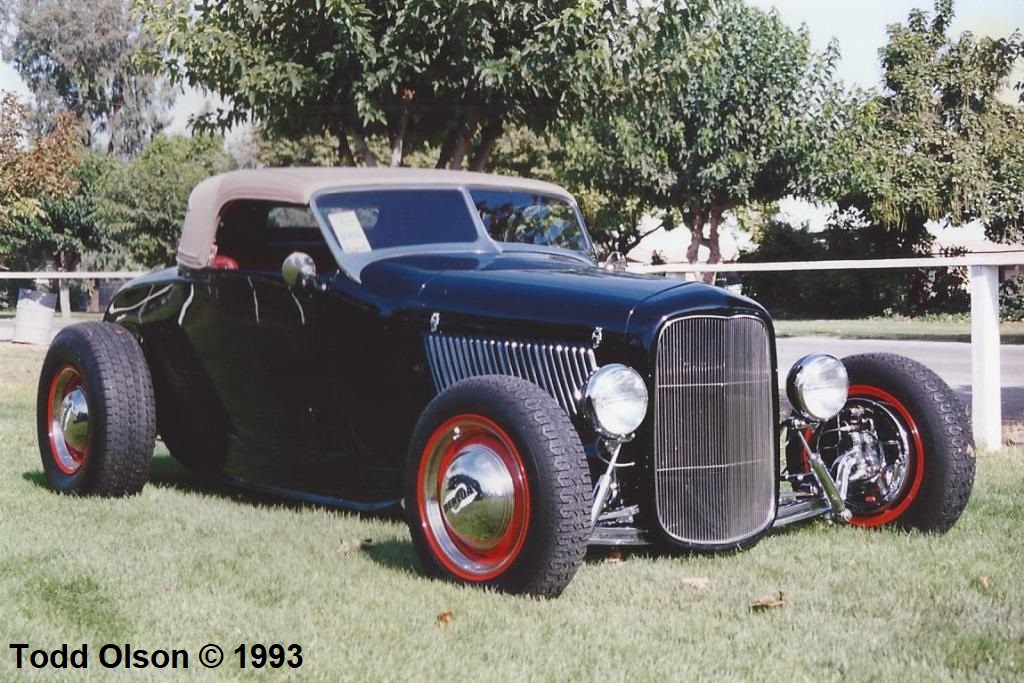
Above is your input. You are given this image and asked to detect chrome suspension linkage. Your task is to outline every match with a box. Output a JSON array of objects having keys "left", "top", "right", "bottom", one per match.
[
  {"left": 794, "top": 424, "right": 853, "bottom": 523},
  {"left": 590, "top": 440, "right": 623, "bottom": 529}
]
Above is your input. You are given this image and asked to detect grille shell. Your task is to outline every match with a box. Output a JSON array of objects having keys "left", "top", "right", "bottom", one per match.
[
  {"left": 653, "top": 315, "right": 777, "bottom": 546},
  {"left": 424, "top": 333, "right": 597, "bottom": 417}
]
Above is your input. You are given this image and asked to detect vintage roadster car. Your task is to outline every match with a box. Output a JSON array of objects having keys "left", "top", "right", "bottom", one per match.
[{"left": 37, "top": 168, "right": 975, "bottom": 597}]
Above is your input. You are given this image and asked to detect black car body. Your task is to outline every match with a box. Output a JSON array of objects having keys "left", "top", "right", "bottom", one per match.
[{"left": 38, "top": 168, "right": 975, "bottom": 597}]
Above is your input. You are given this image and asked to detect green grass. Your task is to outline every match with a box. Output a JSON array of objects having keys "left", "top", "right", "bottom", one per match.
[
  {"left": 776, "top": 317, "right": 1024, "bottom": 344},
  {"left": 1, "top": 344, "right": 1022, "bottom": 681}
]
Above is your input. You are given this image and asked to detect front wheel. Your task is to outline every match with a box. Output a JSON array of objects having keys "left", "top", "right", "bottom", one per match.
[
  {"left": 405, "top": 376, "right": 592, "bottom": 598},
  {"left": 800, "top": 353, "right": 975, "bottom": 532}
]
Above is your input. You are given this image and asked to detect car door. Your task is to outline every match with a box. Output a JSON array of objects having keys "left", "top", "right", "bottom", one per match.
[{"left": 180, "top": 201, "right": 328, "bottom": 487}]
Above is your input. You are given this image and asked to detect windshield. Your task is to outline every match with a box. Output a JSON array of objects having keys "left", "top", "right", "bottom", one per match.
[
  {"left": 470, "top": 189, "right": 592, "bottom": 256},
  {"left": 315, "top": 189, "right": 478, "bottom": 253}
]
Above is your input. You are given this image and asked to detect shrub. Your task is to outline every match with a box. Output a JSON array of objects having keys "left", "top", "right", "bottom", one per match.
[
  {"left": 1001, "top": 276, "right": 1024, "bottom": 322},
  {"left": 739, "top": 212, "right": 969, "bottom": 319}
]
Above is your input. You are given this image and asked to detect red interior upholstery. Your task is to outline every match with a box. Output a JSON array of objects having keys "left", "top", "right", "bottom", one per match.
[{"left": 209, "top": 254, "right": 240, "bottom": 270}]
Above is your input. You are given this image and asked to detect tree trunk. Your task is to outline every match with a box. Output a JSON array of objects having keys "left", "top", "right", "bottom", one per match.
[
  {"left": 448, "top": 126, "right": 472, "bottom": 170},
  {"left": 436, "top": 122, "right": 462, "bottom": 169},
  {"left": 703, "top": 207, "right": 723, "bottom": 284},
  {"left": 468, "top": 116, "right": 503, "bottom": 172},
  {"left": 685, "top": 205, "right": 705, "bottom": 264},
  {"left": 107, "top": 104, "right": 121, "bottom": 156},
  {"left": 349, "top": 124, "right": 377, "bottom": 166},
  {"left": 389, "top": 102, "right": 410, "bottom": 167},
  {"left": 334, "top": 124, "right": 356, "bottom": 166},
  {"left": 389, "top": 131, "right": 404, "bottom": 167},
  {"left": 707, "top": 209, "right": 723, "bottom": 264}
]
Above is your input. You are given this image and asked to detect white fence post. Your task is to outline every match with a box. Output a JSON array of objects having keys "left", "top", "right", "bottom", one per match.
[
  {"left": 58, "top": 281, "right": 71, "bottom": 320},
  {"left": 969, "top": 265, "right": 1002, "bottom": 450}
]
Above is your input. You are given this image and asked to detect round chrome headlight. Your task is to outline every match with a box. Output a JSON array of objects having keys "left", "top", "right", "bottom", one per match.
[
  {"left": 786, "top": 353, "right": 849, "bottom": 422},
  {"left": 582, "top": 364, "right": 649, "bottom": 439}
]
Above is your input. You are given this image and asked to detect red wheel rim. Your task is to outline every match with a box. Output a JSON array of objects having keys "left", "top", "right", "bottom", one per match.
[
  {"left": 845, "top": 384, "right": 924, "bottom": 527},
  {"left": 46, "top": 364, "right": 90, "bottom": 475},
  {"left": 416, "top": 414, "right": 531, "bottom": 581}
]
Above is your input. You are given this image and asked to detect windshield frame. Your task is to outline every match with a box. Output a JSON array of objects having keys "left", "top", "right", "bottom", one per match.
[
  {"left": 309, "top": 184, "right": 596, "bottom": 282},
  {"left": 465, "top": 185, "right": 598, "bottom": 263}
]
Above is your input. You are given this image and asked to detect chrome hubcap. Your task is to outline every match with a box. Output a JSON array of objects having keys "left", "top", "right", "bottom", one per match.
[
  {"left": 440, "top": 444, "right": 516, "bottom": 552},
  {"left": 48, "top": 366, "right": 90, "bottom": 474},
  {"left": 419, "top": 416, "right": 530, "bottom": 579}
]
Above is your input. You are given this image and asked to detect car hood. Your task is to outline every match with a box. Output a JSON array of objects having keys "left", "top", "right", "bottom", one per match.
[{"left": 360, "top": 251, "right": 688, "bottom": 343}]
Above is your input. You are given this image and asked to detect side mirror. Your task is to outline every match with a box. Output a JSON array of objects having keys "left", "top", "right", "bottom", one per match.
[
  {"left": 282, "top": 251, "right": 318, "bottom": 291},
  {"left": 602, "top": 251, "right": 627, "bottom": 273}
]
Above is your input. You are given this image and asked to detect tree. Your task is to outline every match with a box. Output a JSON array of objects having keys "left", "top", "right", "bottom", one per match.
[
  {"left": 824, "top": 0, "right": 1024, "bottom": 242},
  {"left": 557, "top": 0, "right": 848, "bottom": 266},
  {"left": 0, "top": 91, "right": 82, "bottom": 269},
  {"left": 1, "top": 0, "right": 174, "bottom": 157},
  {"left": 35, "top": 151, "right": 123, "bottom": 272},
  {"left": 97, "top": 134, "right": 234, "bottom": 267},
  {"left": 143, "top": 0, "right": 624, "bottom": 169}
]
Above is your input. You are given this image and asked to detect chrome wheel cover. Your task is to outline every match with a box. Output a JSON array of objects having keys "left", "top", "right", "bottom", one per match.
[
  {"left": 439, "top": 443, "right": 516, "bottom": 552},
  {"left": 48, "top": 365, "right": 90, "bottom": 474},
  {"left": 418, "top": 416, "right": 530, "bottom": 580}
]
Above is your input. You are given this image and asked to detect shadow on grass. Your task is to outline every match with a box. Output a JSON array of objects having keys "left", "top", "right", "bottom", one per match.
[
  {"left": 146, "top": 455, "right": 406, "bottom": 521},
  {"left": 362, "top": 539, "right": 420, "bottom": 576},
  {"left": 22, "top": 456, "right": 756, "bottom": 577},
  {"left": 21, "top": 470, "right": 46, "bottom": 488}
]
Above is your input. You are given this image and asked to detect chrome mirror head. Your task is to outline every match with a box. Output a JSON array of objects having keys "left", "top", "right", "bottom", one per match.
[
  {"left": 282, "top": 251, "right": 317, "bottom": 291},
  {"left": 602, "top": 251, "right": 627, "bottom": 272}
]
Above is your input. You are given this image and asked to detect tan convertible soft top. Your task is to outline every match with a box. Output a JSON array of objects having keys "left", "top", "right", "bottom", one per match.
[{"left": 177, "top": 167, "right": 574, "bottom": 269}]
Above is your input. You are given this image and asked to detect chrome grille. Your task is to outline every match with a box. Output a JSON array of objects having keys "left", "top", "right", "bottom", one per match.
[
  {"left": 425, "top": 333, "right": 597, "bottom": 416},
  {"left": 654, "top": 316, "right": 776, "bottom": 545}
]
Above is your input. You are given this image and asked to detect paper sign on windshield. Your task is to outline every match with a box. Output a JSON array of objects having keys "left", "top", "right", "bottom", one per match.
[{"left": 328, "top": 210, "right": 372, "bottom": 254}]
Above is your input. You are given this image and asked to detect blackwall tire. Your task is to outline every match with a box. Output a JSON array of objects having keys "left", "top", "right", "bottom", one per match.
[
  {"left": 811, "top": 353, "right": 975, "bottom": 532},
  {"left": 36, "top": 322, "right": 156, "bottom": 496},
  {"left": 405, "top": 376, "right": 592, "bottom": 598}
]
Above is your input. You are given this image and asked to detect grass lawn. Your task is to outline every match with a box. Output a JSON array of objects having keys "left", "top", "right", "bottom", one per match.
[
  {"left": 775, "top": 317, "right": 1024, "bottom": 344},
  {"left": 0, "top": 343, "right": 1021, "bottom": 681}
]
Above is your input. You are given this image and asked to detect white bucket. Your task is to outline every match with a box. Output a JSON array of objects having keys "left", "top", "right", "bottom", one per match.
[{"left": 13, "top": 289, "right": 57, "bottom": 346}]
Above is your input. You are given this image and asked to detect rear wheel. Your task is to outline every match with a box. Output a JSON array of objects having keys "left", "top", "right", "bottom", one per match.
[
  {"left": 406, "top": 376, "right": 591, "bottom": 597},
  {"left": 802, "top": 353, "right": 974, "bottom": 532},
  {"left": 36, "top": 322, "right": 156, "bottom": 495}
]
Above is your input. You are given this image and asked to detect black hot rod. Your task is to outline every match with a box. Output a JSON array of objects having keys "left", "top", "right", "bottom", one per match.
[{"left": 37, "top": 168, "right": 975, "bottom": 597}]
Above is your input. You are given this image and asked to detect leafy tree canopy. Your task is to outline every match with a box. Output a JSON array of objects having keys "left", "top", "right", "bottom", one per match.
[
  {"left": 558, "top": 0, "right": 848, "bottom": 263},
  {"left": 142, "top": 0, "right": 625, "bottom": 169},
  {"left": 1, "top": 0, "right": 174, "bottom": 157},
  {"left": 96, "top": 134, "right": 234, "bottom": 267},
  {"left": 0, "top": 91, "right": 82, "bottom": 268},
  {"left": 823, "top": 0, "right": 1024, "bottom": 242}
]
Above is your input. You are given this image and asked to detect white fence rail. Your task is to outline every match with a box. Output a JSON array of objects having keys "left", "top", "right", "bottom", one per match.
[
  {"left": 0, "top": 271, "right": 147, "bottom": 325},
  {"left": 0, "top": 271, "right": 148, "bottom": 279},
  {"left": 3, "top": 255, "right": 1022, "bottom": 450},
  {"left": 628, "top": 253, "right": 1024, "bottom": 451}
]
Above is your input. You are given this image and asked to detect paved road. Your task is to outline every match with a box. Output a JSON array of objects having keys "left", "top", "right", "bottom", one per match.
[{"left": 778, "top": 336, "right": 1024, "bottom": 422}]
